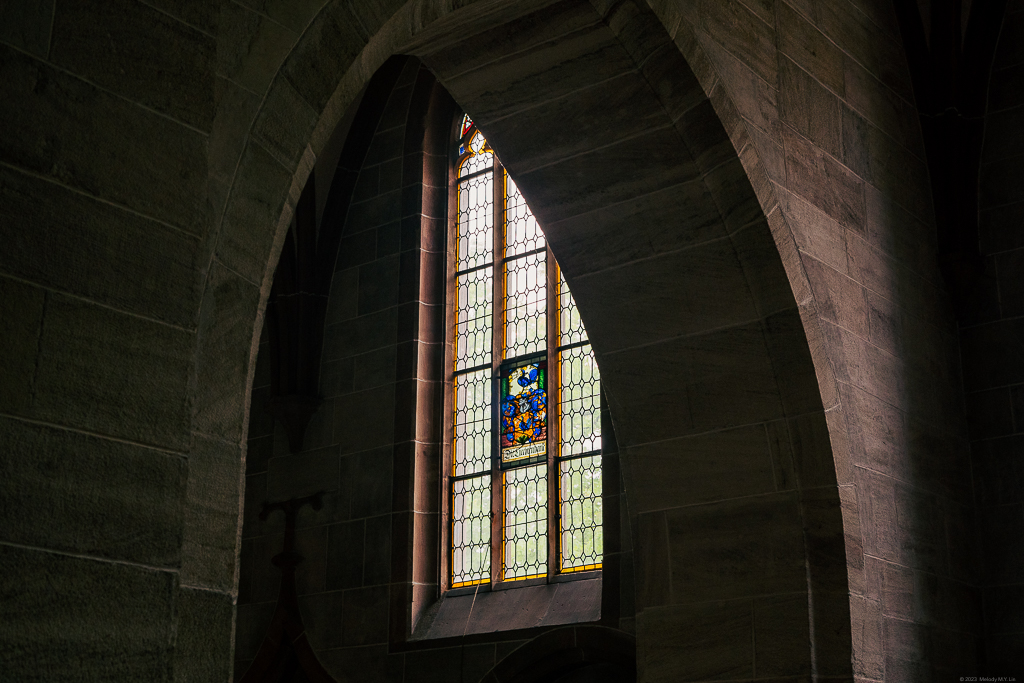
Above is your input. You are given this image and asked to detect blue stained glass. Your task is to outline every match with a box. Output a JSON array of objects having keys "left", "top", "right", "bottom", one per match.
[{"left": 501, "top": 361, "right": 547, "bottom": 464}]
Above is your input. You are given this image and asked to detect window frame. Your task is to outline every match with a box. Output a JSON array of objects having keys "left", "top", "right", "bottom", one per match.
[{"left": 440, "top": 114, "right": 603, "bottom": 594}]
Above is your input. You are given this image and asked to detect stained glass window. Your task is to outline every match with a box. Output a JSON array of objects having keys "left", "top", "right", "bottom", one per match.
[
  {"left": 500, "top": 360, "right": 547, "bottom": 464},
  {"left": 447, "top": 114, "right": 602, "bottom": 588}
]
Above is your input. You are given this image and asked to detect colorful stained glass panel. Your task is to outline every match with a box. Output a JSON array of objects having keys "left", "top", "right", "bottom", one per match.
[
  {"left": 503, "top": 464, "right": 547, "bottom": 579},
  {"left": 459, "top": 133, "right": 492, "bottom": 178},
  {"left": 500, "top": 361, "right": 547, "bottom": 464}
]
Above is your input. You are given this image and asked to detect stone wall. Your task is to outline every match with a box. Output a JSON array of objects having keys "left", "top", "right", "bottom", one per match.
[
  {"left": 235, "top": 56, "right": 634, "bottom": 681},
  {"left": 644, "top": 1, "right": 981, "bottom": 679},
  {"left": 239, "top": 58, "right": 427, "bottom": 678},
  {"left": 413, "top": 3, "right": 849, "bottom": 681},
  {"left": 0, "top": 0, "right": 1009, "bottom": 680},
  {"left": 0, "top": 1, "right": 234, "bottom": 680}
]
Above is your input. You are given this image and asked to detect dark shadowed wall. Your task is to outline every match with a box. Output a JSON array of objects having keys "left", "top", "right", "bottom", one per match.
[
  {"left": 0, "top": 0, "right": 1020, "bottom": 681},
  {"left": 966, "top": 2, "right": 1024, "bottom": 671}
]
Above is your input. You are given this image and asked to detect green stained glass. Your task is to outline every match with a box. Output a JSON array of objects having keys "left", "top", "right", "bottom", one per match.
[{"left": 500, "top": 361, "right": 547, "bottom": 465}]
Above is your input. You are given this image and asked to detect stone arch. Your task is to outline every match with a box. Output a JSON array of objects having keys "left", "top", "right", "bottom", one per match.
[
  {"left": 481, "top": 625, "right": 637, "bottom": 682},
  {"left": 198, "top": 0, "right": 854, "bottom": 678}
]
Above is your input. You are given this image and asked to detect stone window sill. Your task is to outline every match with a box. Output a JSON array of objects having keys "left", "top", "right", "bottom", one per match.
[{"left": 410, "top": 575, "right": 602, "bottom": 640}]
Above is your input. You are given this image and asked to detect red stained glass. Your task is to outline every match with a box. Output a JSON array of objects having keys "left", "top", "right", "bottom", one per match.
[{"left": 500, "top": 361, "right": 547, "bottom": 464}]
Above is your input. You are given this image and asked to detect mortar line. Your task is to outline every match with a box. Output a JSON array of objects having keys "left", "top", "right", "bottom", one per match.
[
  {"left": 0, "top": 269, "right": 197, "bottom": 334},
  {"left": 0, "top": 160, "right": 202, "bottom": 240},
  {"left": 511, "top": 121, "right": 678, "bottom": 176},
  {"left": 212, "top": 255, "right": 261, "bottom": 289},
  {"left": 622, "top": 408, "right": 833, "bottom": 451},
  {"left": 29, "top": 291, "right": 48, "bottom": 411},
  {"left": 0, "top": 540, "right": 180, "bottom": 574},
  {"left": 45, "top": 0, "right": 56, "bottom": 59},
  {"left": 137, "top": 0, "right": 217, "bottom": 39},
  {"left": 229, "top": 0, "right": 296, "bottom": 34},
  {"left": 780, "top": 0, "right": 915, "bottom": 111},
  {"left": 600, "top": 312, "right": 778, "bottom": 355},
  {"left": 638, "top": 486, "right": 840, "bottom": 516},
  {"left": 0, "top": 411, "right": 190, "bottom": 457},
  {"left": 5, "top": 42, "right": 212, "bottom": 136},
  {"left": 440, "top": 13, "right": 605, "bottom": 82},
  {"left": 179, "top": 582, "right": 237, "bottom": 595},
  {"left": 779, "top": 119, "right": 934, "bottom": 229},
  {"left": 850, "top": 462, "right": 970, "bottom": 507}
]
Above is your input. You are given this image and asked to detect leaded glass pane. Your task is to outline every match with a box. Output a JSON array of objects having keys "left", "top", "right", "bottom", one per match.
[
  {"left": 456, "top": 172, "right": 493, "bottom": 270},
  {"left": 504, "top": 251, "right": 546, "bottom": 358},
  {"left": 454, "top": 370, "right": 491, "bottom": 477},
  {"left": 459, "top": 133, "right": 493, "bottom": 178},
  {"left": 505, "top": 174, "right": 544, "bottom": 257},
  {"left": 559, "top": 455, "right": 602, "bottom": 571},
  {"left": 449, "top": 113, "right": 606, "bottom": 588},
  {"left": 503, "top": 464, "right": 547, "bottom": 579},
  {"left": 455, "top": 268, "right": 492, "bottom": 371},
  {"left": 558, "top": 344, "right": 601, "bottom": 457},
  {"left": 558, "top": 271, "right": 587, "bottom": 347},
  {"left": 452, "top": 474, "right": 491, "bottom": 586},
  {"left": 500, "top": 361, "right": 547, "bottom": 465}
]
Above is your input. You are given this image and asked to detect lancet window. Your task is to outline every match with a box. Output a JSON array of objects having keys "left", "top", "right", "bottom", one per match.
[{"left": 446, "top": 114, "right": 603, "bottom": 588}]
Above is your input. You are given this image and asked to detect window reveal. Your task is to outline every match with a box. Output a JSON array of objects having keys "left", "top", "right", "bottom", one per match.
[{"left": 449, "top": 114, "right": 602, "bottom": 588}]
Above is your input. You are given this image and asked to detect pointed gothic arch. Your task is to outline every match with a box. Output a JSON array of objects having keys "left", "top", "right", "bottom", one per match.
[{"left": 213, "top": 0, "right": 853, "bottom": 678}]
